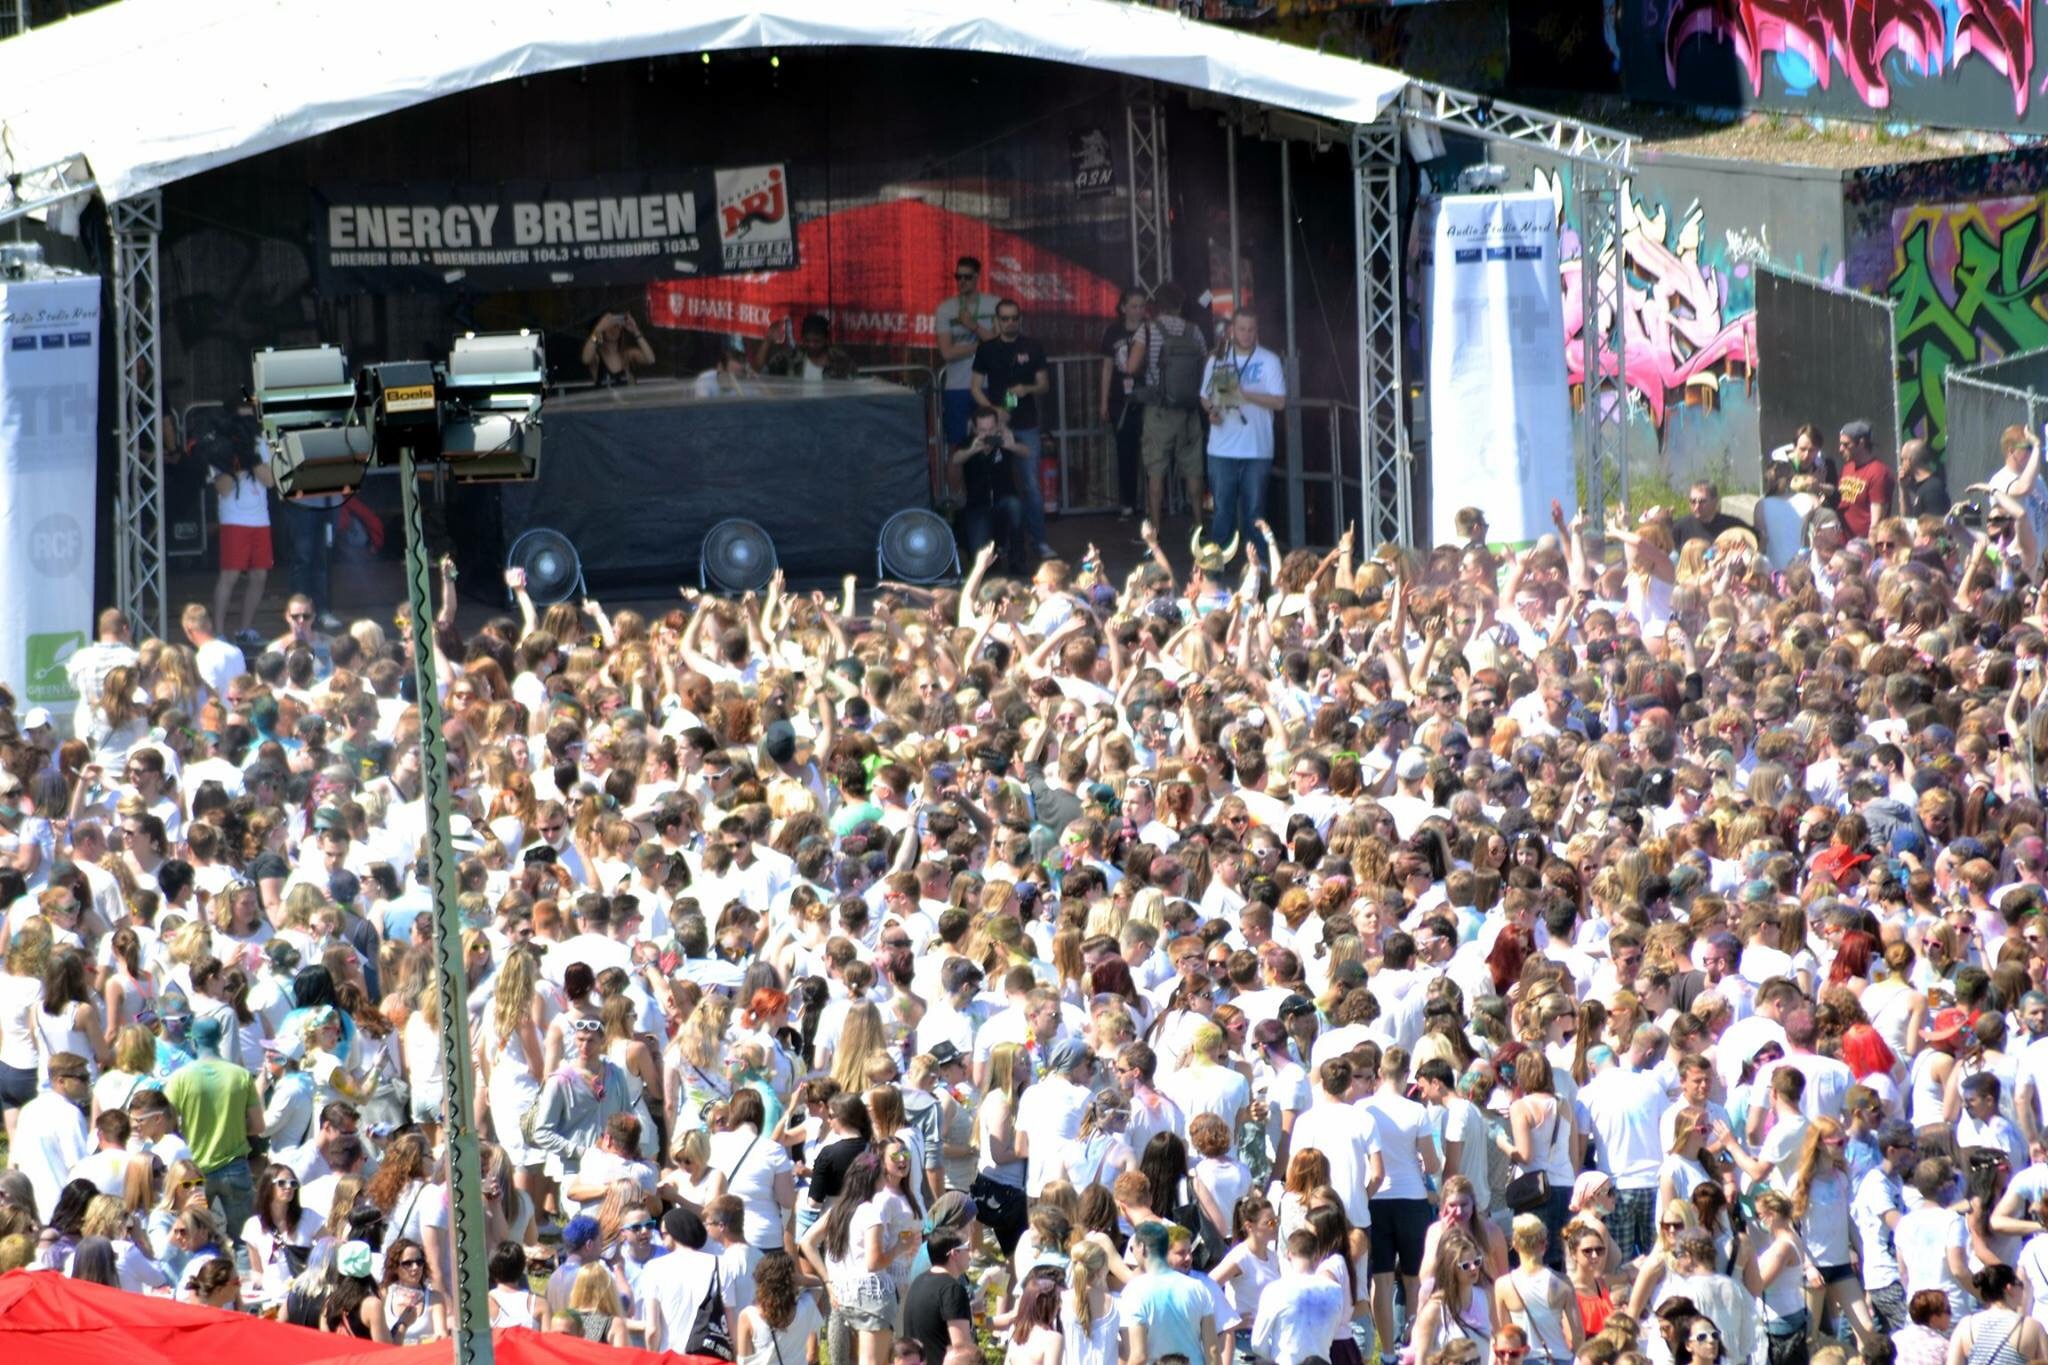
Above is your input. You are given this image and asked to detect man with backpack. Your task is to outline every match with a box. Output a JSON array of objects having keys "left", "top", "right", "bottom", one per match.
[{"left": 1124, "top": 282, "right": 1210, "bottom": 534}]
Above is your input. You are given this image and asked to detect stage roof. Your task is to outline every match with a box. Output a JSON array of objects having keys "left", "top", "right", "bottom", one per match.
[{"left": 0, "top": 0, "right": 1411, "bottom": 205}]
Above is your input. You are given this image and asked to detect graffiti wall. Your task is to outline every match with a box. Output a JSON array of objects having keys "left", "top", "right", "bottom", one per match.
[
  {"left": 1842, "top": 148, "right": 2048, "bottom": 455},
  {"left": 1473, "top": 144, "right": 1846, "bottom": 489},
  {"left": 1620, "top": 0, "right": 2048, "bottom": 134}
]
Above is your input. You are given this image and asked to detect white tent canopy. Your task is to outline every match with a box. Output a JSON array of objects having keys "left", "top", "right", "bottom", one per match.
[{"left": 0, "top": 0, "right": 1409, "bottom": 204}]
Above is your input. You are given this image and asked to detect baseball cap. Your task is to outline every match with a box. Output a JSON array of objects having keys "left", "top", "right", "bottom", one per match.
[
  {"left": 1046, "top": 1040, "right": 1093, "bottom": 1075},
  {"left": 19, "top": 707, "right": 50, "bottom": 731},
  {"left": 762, "top": 719, "right": 798, "bottom": 765},
  {"left": 1394, "top": 747, "right": 1431, "bottom": 782}
]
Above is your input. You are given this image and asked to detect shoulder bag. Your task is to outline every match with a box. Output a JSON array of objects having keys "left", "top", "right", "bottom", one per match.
[{"left": 1503, "top": 1102, "right": 1562, "bottom": 1215}]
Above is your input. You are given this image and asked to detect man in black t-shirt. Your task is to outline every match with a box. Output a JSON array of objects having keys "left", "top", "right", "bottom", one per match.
[
  {"left": 1670, "top": 480, "right": 1747, "bottom": 549},
  {"left": 951, "top": 408, "right": 1027, "bottom": 572},
  {"left": 1899, "top": 437, "right": 1950, "bottom": 520},
  {"left": 902, "top": 1230, "right": 977, "bottom": 1365},
  {"left": 969, "top": 300, "right": 1052, "bottom": 560}
]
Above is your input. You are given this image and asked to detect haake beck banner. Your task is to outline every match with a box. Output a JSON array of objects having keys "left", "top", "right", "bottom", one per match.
[{"left": 312, "top": 165, "right": 797, "bottom": 293}]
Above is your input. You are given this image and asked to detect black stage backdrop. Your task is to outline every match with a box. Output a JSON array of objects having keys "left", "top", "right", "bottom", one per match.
[{"left": 448, "top": 380, "right": 926, "bottom": 592}]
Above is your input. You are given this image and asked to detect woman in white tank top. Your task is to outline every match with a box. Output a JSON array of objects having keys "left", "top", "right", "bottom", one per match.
[
  {"left": 1909, "top": 1029, "right": 1959, "bottom": 1129},
  {"left": 37, "top": 951, "right": 108, "bottom": 1080},
  {"left": 1496, "top": 1215, "right": 1584, "bottom": 1365}
]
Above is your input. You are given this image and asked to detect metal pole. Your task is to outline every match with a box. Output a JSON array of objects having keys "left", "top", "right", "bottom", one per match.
[
  {"left": 1280, "top": 138, "right": 1306, "bottom": 547},
  {"left": 1226, "top": 117, "right": 1241, "bottom": 313},
  {"left": 399, "top": 446, "right": 494, "bottom": 1365}
]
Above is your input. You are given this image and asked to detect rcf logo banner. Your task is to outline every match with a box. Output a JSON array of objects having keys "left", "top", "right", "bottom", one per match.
[{"left": 715, "top": 165, "right": 796, "bottom": 271}]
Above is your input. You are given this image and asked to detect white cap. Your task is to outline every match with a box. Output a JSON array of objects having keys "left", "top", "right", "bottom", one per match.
[{"left": 19, "top": 707, "right": 50, "bottom": 731}]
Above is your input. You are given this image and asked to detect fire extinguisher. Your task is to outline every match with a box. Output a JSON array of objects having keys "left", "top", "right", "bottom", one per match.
[{"left": 1040, "top": 448, "right": 1060, "bottom": 513}]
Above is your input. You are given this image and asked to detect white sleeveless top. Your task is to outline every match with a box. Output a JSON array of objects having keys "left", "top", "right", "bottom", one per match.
[{"left": 36, "top": 1005, "right": 96, "bottom": 1079}]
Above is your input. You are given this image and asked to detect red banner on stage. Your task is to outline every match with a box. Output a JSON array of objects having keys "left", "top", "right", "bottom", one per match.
[{"left": 645, "top": 198, "right": 1123, "bottom": 347}]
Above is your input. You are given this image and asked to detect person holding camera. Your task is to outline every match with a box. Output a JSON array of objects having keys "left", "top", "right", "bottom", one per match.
[
  {"left": 581, "top": 309, "right": 655, "bottom": 387},
  {"left": 952, "top": 406, "right": 1029, "bottom": 574}
]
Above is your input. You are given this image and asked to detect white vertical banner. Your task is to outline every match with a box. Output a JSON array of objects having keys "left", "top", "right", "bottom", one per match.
[
  {"left": 1427, "top": 192, "right": 1574, "bottom": 546},
  {"left": 0, "top": 276, "right": 102, "bottom": 725}
]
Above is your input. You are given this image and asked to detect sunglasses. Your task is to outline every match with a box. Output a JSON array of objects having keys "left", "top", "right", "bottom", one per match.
[
  {"left": 272, "top": 1178, "right": 300, "bottom": 1190},
  {"left": 1690, "top": 1334, "right": 1720, "bottom": 1345},
  {"left": 1660, "top": 1222, "right": 1685, "bottom": 1231},
  {"left": 569, "top": 1018, "right": 604, "bottom": 1034},
  {"left": 397, "top": 1257, "right": 427, "bottom": 1268},
  {"left": 178, "top": 1179, "right": 207, "bottom": 1191},
  {"left": 1576, "top": 1245, "right": 1603, "bottom": 1257},
  {"left": 624, "top": 1220, "right": 658, "bottom": 1233},
  {"left": 1457, "top": 1258, "right": 1482, "bottom": 1272}
]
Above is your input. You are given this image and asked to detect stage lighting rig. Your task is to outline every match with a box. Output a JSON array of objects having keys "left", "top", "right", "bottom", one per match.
[{"left": 249, "top": 330, "right": 545, "bottom": 499}]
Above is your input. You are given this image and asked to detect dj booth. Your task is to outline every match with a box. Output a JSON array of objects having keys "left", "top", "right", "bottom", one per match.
[{"left": 448, "top": 377, "right": 929, "bottom": 593}]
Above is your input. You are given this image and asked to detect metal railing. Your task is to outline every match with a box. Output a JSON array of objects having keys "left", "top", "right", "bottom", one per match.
[
  {"left": 1046, "top": 352, "right": 1122, "bottom": 514},
  {"left": 1287, "top": 397, "right": 1361, "bottom": 548}
]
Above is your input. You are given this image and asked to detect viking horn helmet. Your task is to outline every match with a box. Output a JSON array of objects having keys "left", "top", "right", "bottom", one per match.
[{"left": 1189, "top": 523, "right": 1239, "bottom": 574}]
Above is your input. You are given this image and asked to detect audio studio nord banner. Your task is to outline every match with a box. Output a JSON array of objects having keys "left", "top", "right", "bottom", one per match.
[{"left": 311, "top": 165, "right": 797, "bottom": 294}]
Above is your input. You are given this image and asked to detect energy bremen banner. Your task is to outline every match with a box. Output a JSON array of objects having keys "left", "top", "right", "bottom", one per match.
[
  {"left": 0, "top": 275, "right": 101, "bottom": 725},
  {"left": 1426, "top": 191, "right": 1574, "bottom": 547},
  {"left": 312, "top": 165, "right": 797, "bottom": 293}
]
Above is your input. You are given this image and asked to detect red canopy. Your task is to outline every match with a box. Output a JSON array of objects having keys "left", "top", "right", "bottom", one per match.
[
  {"left": 645, "top": 197, "right": 1122, "bottom": 347},
  {"left": 0, "top": 1269, "right": 391, "bottom": 1365},
  {"left": 0, "top": 1271, "right": 710, "bottom": 1365}
]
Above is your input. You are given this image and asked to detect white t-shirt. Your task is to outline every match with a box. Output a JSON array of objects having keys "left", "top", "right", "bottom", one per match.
[
  {"left": 1288, "top": 1100, "right": 1381, "bottom": 1228},
  {"left": 1359, "top": 1090, "right": 1432, "bottom": 1200},
  {"left": 1895, "top": 1203, "right": 1969, "bottom": 1314},
  {"left": 934, "top": 292, "right": 999, "bottom": 390},
  {"left": 1015, "top": 1074, "right": 1092, "bottom": 1196},
  {"left": 1990, "top": 462, "right": 2048, "bottom": 551},
  {"left": 1201, "top": 345, "right": 1285, "bottom": 461},
  {"left": 1852, "top": 1167, "right": 1905, "bottom": 1290},
  {"left": 707, "top": 1124, "right": 793, "bottom": 1250},
  {"left": 1160, "top": 1062, "right": 1251, "bottom": 1133},
  {"left": 217, "top": 440, "right": 271, "bottom": 527},
  {"left": 1579, "top": 1067, "right": 1671, "bottom": 1190}
]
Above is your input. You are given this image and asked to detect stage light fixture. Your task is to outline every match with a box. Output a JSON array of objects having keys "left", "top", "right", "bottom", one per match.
[
  {"left": 251, "top": 332, "right": 547, "bottom": 500},
  {"left": 251, "top": 345, "right": 355, "bottom": 436},
  {"left": 506, "top": 528, "right": 585, "bottom": 606},
  {"left": 271, "top": 425, "right": 375, "bottom": 499},
  {"left": 876, "top": 509, "right": 959, "bottom": 584},
  {"left": 701, "top": 518, "right": 778, "bottom": 593}
]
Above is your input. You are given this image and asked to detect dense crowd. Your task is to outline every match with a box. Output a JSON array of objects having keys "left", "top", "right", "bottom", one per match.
[{"left": 1, "top": 427, "right": 2045, "bottom": 1365}]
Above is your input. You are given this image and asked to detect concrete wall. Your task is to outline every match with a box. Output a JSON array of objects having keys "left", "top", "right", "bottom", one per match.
[
  {"left": 1469, "top": 141, "right": 1848, "bottom": 493},
  {"left": 1619, "top": 0, "right": 2048, "bottom": 136}
]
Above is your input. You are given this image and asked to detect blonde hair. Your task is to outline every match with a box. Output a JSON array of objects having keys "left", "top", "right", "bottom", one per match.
[
  {"left": 829, "top": 1003, "right": 889, "bottom": 1096},
  {"left": 1067, "top": 1239, "right": 1108, "bottom": 1321},
  {"left": 157, "top": 1159, "right": 204, "bottom": 1212},
  {"left": 567, "top": 1260, "right": 622, "bottom": 1314},
  {"left": 674, "top": 994, "right": 731, "bottom": 1072},
  {"left": 1510, "top": 1213, "right": 1548, "bottom": 1260},
  {"left": 81, "top": 1194, "right": 129, "bottom": 1240},
  {"left": 491, "top": 949, "right": 539, "bottom": 1042}
]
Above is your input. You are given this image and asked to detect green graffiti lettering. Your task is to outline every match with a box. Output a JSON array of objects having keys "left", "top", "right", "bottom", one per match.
[{"left": 1890, "top": 207, "right": 2048, "bottom": 453}]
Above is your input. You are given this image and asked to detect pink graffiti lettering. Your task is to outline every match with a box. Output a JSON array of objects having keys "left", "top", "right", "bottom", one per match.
[
  {"left": 1543, "top": 173, "right": 1756, "bottom": 431},
  {"left": 1664, "top": 0, "right": 2032, "bottom": 115}
]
